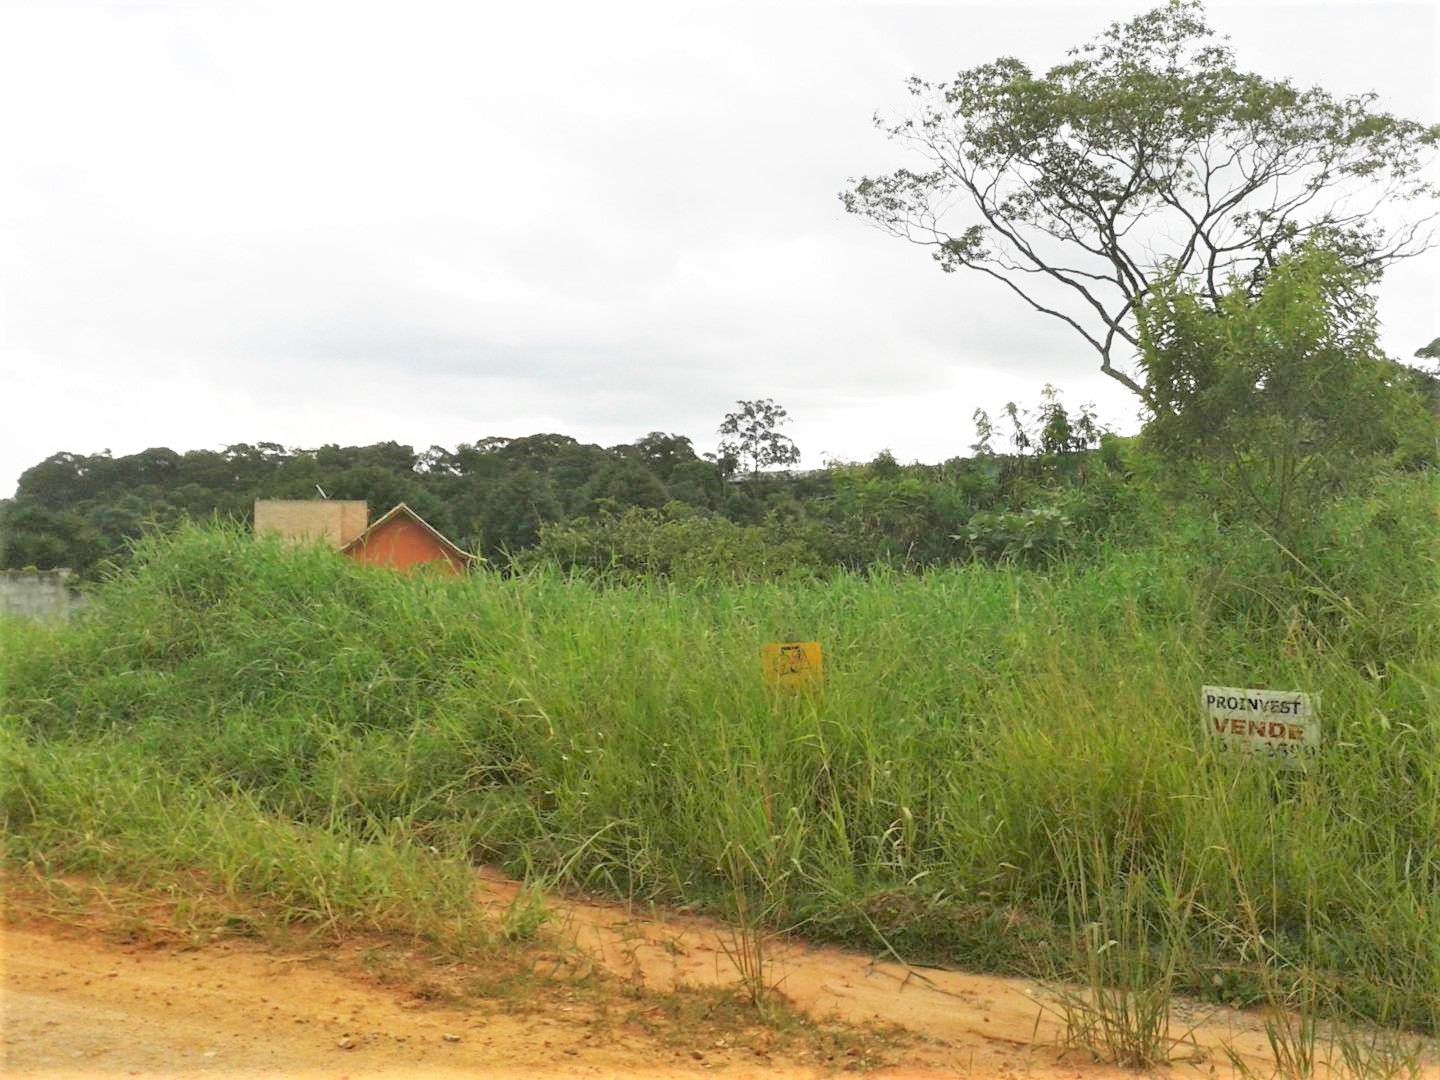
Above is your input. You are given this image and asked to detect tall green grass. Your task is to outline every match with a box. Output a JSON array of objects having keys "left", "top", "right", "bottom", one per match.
[{"left": 2, "top": 474, "right": 1437, "bottom": 1028}]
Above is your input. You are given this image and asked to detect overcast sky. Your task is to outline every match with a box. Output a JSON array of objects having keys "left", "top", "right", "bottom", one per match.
[{"left": 1, "top": 0, "right": 1436, "bottom": 497}]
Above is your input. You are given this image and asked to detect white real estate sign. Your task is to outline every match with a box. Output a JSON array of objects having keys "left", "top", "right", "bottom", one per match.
[{"left": 1201, "top": 686, "right": 1320, "bottom": 768}]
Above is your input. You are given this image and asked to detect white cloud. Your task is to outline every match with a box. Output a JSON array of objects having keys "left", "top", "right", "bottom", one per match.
[{"left": 0, "top": 0, "right": 1435, "bottom": 494}]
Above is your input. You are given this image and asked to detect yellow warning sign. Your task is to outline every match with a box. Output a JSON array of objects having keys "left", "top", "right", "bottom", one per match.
[{"left": 761, "top": 642, "right": 823, "bottom": 691}]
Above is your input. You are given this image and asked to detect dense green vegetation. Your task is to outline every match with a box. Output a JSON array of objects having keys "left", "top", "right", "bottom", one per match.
[
  {"left": 0, "top": 389, "right": 1128, "bottom": 577},
  {"left": 3, "top": 465, "right": 1438, "bottom": 1030},
  {"left": 3, "top": 6, "right": 1438, "bottom": 1061},
  {"left": 0, "top": 432, "right": 712, "bottom": 574}
]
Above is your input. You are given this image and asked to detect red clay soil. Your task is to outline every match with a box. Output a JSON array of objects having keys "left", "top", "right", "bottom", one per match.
[{"left": 2, "top": 871, "right": 1429, "bottom": 1078}]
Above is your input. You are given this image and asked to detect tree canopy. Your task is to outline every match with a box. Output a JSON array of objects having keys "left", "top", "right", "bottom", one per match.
[
  {"left": 1138, "top": 242, "right": 1437, "bottom": 538},
  {"left": 0, "top": 434, "right": 718, "bottom": 574},
  {"left": 716, "top": 399, "right": 802, "bottom": 477},
  {"left": 0, "top": 390, "right": 1133, "bottom": 576},
  {"left": 844, "top": 0, "right": 1439, "bottom": 397}
]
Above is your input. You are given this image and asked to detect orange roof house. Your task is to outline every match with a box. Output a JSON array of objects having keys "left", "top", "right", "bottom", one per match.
[{"left": 339, "top": 504, "right": 475, "bottom": 574}]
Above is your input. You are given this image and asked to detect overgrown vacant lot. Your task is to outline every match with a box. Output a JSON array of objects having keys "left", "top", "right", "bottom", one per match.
[{"left": 3, "top": 476, "right": 1438, "bottom": 1041}]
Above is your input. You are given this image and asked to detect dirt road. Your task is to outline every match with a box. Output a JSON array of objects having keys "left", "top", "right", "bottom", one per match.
[
  {"left": 472, "top": 871, "right": 1293, "bottom": 1078},
  {"left": 4, "top": 922, "right": 794, "bottom": 1080},
  {"left": 1, "top": 874, "right": 1411, "bottom": 1078}
]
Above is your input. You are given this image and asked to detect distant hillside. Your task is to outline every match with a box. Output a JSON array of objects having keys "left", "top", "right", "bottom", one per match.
[{"left": 0, "top": 410, "right": 1123, "bottom": 577}]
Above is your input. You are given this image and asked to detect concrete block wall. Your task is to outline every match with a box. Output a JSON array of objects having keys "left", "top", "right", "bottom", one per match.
[
  {"left": 253, "top": 500, "right": 368, "bottom": 549},
  {"left": 0, "top": 569, "right": 86, "bottom": 622}
]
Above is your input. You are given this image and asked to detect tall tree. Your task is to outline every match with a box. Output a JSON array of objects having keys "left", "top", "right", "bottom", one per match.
[
  {"left": 717, "top": 399, "right": 801, "bottom": 478},
  {"left": 844, "top": 0, "right": 1439, "bottom": 397}
]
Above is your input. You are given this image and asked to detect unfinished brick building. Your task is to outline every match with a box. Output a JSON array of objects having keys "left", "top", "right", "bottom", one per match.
[{"left": 253, "top": 499, "right": 369, "bottom": 549}]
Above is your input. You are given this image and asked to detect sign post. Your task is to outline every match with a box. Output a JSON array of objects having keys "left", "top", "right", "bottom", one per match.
[
  {"left": 761, "top": 642, "right": 823, "bottom": 692},
  {"left": 1201, "top": 685, "right": 1320, "bottom": 768}
]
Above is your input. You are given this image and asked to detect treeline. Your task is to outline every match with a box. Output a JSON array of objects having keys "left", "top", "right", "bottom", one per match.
[
  {"left": 6, "top": 241, "right": 1438, "bottom": 580},
  {"left": 0, "top": 389, "right": 1128, "bottom": 577}
]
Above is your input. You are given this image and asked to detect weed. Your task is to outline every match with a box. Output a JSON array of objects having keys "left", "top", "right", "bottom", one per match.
[
  {"left": 501, "top": 883, "right": 553, "bottom": 944},
  {"left": 717, "top": 842, "right": 779, "bottom": 1012},
  {"left": 1036, "top": 833, "right": 1198, "bottom": 1068},
  {"left": 2, "top": 478, "right": 1438, "bottom": 1037},
  {"left": 1043, "top": 922, "right": 1178, "bottom": 1067},
  {"left": 1333, "top": 1019, "right": 1431, "bottom": 1080}
]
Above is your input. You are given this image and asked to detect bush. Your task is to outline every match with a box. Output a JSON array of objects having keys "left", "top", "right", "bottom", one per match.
[
  {"left": 1138, "top": 243, "right": 1439, "bottom": 542},
  {"left": 959, "top": 504, "right": 1075, "bottom": 564}
]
